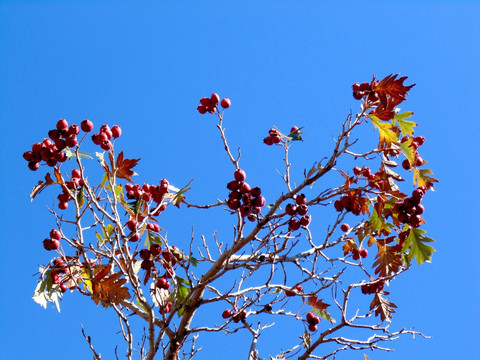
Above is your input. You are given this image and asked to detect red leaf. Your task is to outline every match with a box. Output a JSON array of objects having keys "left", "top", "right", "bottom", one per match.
[
  {"left": 307, "top": 296, "right": 330, "bottom": 310},
  {"left": 114, "top": 151, "right": 140, "bottom": 182},
  {"left": 372, "top": 74, "right": 415, "bottom": 120}
]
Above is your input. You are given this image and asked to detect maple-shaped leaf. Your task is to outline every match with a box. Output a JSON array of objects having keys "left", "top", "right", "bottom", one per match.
[
  {"left": 91, "top": 268, "right": 131, "bottom": 308},
  {"left": 370, "top": 291, "right": 397, "bottom": 322},
  {"left": 373, "top": 240, "right": 403, "bottom": 277},
  {"left": 368, "top": 209, "right": 394, "bottom": 236},
  {"left": 113, "top": 151, "right": 140, "bottom": 182},
  {"left": 402, "top": 227, "right": 435, "bottom": 265},
  {"left": 369, "top": 115, "right": 399, "bottom": 148},
  {"left": 30, "top": 171, "right": 60, "bottom": 201},
  {"left": 394, "top": 111, "right": 417, "bottom": 137},
  {"left": 371, "top": 74, "right": 415, "bottom": 120},
  {"left": 414, "top": 168, "right": 439, "bottom": 189}
]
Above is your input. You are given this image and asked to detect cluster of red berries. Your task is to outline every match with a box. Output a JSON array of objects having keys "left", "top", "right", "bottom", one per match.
[
  {"left": 263, "top": 128, "right": 283, "bottom": 145},
  {"left": 197, "top": 93, "right": 231, "bottom": 114},
  {"left": 352, "top": 247, "right": 368, "bottom": 260},
  {"left": 226, "top": 169, "right": 266, "bottom": 221},
  {"left": 352, "top": 81, "right": 379, "bottom": 101},
  {"left": 23, "top": 119, "right": 77, "bottom": 170},
  {"left": 124, "top": 179, "right": 169, "bottom": 215},
  {"left": 285, "top": 194, "right": 311, "bottom": 231},
  {"left": 306, "top": 312, "right": 321, "bottom": 332},
  {"left": 222, "top": 309, "right": 247, "bottom": 323},
  {"left": 401, "top": 135, "right": 426, "bottom": 170},
  {"left": 139, "top": 243, "right": 184, "bottom": 279},
  {"left": 361, "top": 279, "right": 385, "bottom": 294},
  {"left": 43, "top": 229, "right": 62, "bottom": 251},
  {"left": 334, "top": 192, "right": 364, "bottom": 215},
  {"left": 394, "top": 187, "right": 427, "bottom": 228},
  {"left": 91, "top": 124, "right": 122, "bottom": 151},
  {"left": 50, "top": 258, "right": 69, "bottom": 293},
  {"left": 285, "top": 284, "right": 303, "bottom": 297},
  {"left": 353, "top": 166, "right": 375, "bottom": 181}
]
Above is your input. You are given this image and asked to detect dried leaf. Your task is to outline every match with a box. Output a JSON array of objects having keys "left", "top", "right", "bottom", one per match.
[
  {"left": 91, "top": 271, "right": 131, "bottom": 308},
  {"left": 373, "top": 241, "right": 403, "bottom": 277},
  {"left": 30, "top": 173, "right": 57, "bottom": 201},
  {"left": 370, "top": 291, "right": 397, "bottom": 322},
  {"left": 307, "top": 296, "right": 330, "bottom": 310},
  {"left": 114, "top": 151, "right": 140, "bottom": 182}
]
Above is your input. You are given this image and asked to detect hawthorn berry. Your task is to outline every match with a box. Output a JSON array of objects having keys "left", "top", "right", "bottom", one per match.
[
  {"left": 234, "top": 169, "right": 247, "bottom": 182},
  {"left": 156, "top": 277, "right": 170, "bottom": 290},
  {"left": 288, "top": 219, "right": 301, "bottom": 231},
  {"left": 295, "top": 193, "right": 307, "bottom": 205},
  {"left": 150, "top": 243, "right": 162, "bottom": 257},
  {"left": 50, "top": 229, "right": 62, "bottom": 240},
  {"left": 28, "top": 161, "right": 40, "bottom": 171},
  {"left": 58, "top": 201, "right": 68, "bottom": 210},
  {"left": 340, "top": 223, "right": 350, "bottom": 232},
  {"left": 210, "top": 93, "right": 220, "bottom": 106},
  {"left": 359, "top": 249, "right": 368, "bottom": 258},
  {"left": 222, "top": 309, "right": 233, "bottom": 319},
  {"left": 285, "top": 203, "right": 297, "bottom": 216},
  {"left": 56, "top": 119, "right": 68, "bottom": 131},
  {"left": 300, "top": 215, "right": 311, "bottom": 226},
  {"left": 220, "top": 98, "right": 231, "bottom": 108},
  {"left": 68, "top": 124, "right": 80, "bottom": 135},
  {"left": 139, "top": 249, "right": 151, "bottom": 261},
  {"left": 111, "top": 125, "right": 122, "bottom": 138}
]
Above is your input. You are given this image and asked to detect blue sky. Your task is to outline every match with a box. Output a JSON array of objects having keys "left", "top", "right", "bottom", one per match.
[{"left": 0, "top": 1, "right": 479, "bottom": 359}]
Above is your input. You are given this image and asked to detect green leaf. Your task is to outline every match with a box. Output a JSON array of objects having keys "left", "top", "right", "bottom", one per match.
[
  {"left": 135, "top": 296, "right": 149, "bottom": 313},
  {"left": 394, "top": 111, "right": 416, "bottom": 136},
  {"left": 189, "top": 256, "right": 198, "bottom": 267},
  {"left": 99, "top": 173, "right": 108, "bottom": 187},
  {"left": 145, "top": 232, "right": 164, "bottom": 247},
  {"left": 403, "top": 228, "right": 435, "bottom": 265},
  {"left": 96, "top": 231, "right": 104, "bottom": 244},
  {"left": 175, "top": 276, "right": 190, "bottom": 285},
  {"left": 77, "top": 187, "right": 85, "bottom": 208},
  {"left": 400, "top": 138, "right": 416, "bottom": 165},
  {"left": 66, "top": 149, "right": 92, "bottom": 160},
  {"left": 317, "top": 308, "right": 335, "bottom": 324},
  {"left": 369, "top": 115, "right": 398, "bottom": 146},
  {"left": 176, "top": 283, "right": 189, "bottom": 302},
  {"left": 368, "top": 208, "right": 393, "bottom": 235},
  {"left": 414, "top": 168, "right": 439, "bottom": 188}
]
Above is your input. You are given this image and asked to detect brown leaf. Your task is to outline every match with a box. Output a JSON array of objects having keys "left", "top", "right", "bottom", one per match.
[
  {"left": 114, "top": 151, "right": 140, "bottom": 182},
  {"left": 30, "top": 172, "right": 58, "bottom": 201},
  {"left": 307, "top": 296, "right": 330, "bottom": 310},
  {"left": 370, "top": 291, "right": 397, "bottom": 322},
  {"left": 91, "top": 271, "right": 131, "bottom": 308},
  {"left": 371, "top": 74, "right": 415, "bottom": 120},
  {"left": 373, "top": 241, "right": 403, "bottom": 277}
]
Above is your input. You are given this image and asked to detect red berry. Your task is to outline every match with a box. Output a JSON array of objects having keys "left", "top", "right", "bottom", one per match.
[
  {"left": 271, "top": 135, "right": 281, "bottom": 144},
  {"left": 238, "top": 182, "right": 251, "bottom": 194},
  {"left": 126, "top": 219, "right": 137, "bottom": 231},
  {"left": 65, "top": 135, "right": 78, "bottom": 148},
  {"left": 58, "top": 201, "right": 68, "bottom": 210},
  {"left": 50, "top": 229, "right": 62, "bottom": 240},
  {"left": 81, "top": 119, "right": 94, "bottom": 132},
  {"left": 359, "top": 249, "right": 368, "bottom": 258},
  {"left": 353, "top": 166, "right": 362, "bottom": 176},
  {"left": 139, "top": 249, "right": 151, "bottom": 261},
  {"left": 263, "top": 136, "right": 274, "bottom": 146},
  {"left": 210, "top": 93, "right": 220, "bottom": 106},
  {"left": 288, "top": 219, "right": 301, "bottom": 231},
  {"left": 55, "top": 139, "right": 67, "bottom": 151},
  {"left": 334, "top": 199, "right": 344, "bottom": 212},
  {"left": 300, "top": 215, "right": 311, "bottom": 226},
  {"left": 197, "top": 105, "right": 207, "bottom": 114},
  {"left": 56, "top": 119, "right": 68, "bottom": 131},
  {"left": 222, "top": 309, "right": 233, "bottom": 319},
  {"left": 100, "top": 140, "right": 112, "bottom": 151},
  {"left": 220, "top": 98, "right": 231, "bottom": 108},
  {"left": 71, "top": 168, "right": 81, "bottom": 179},
  {"left": 150, "top": 244, "right": 162, "bottom": 257},
  {"left": 227, "top": 199, "right": 241, "bottom": 210},
  {"left": 308, "top": 324, "right": 318, "bottom": 332},
  {"left": 111, "top": 125, "right": 122, "bottom": 138},
  {"left": 48, "top": 129, "right": 61, "bottom": 141},
  {"left": 156, "top": 277, "right": 170, "bottom": 290},
  {"left": 100, "top": 124, "right": 113, "bottom": 139},
  {"left": 340, "top": 223, "right": 350, "bottom": 232},
  {"left": 295, "top": 193, "right": 307, "bottom": 205},
  {"left": 402, "top": 159, "right": 411, "bottom": 170},
  {"left": 297, "top": 204, "right": 308, "bottom": 216},
  {"left": 68, "top": 124, "right": 80, "bottom": 135},
  {"left": 60, "top": 284, "right": 67, "bottom": 293},
  {"left": 251, "top": 187, "right": 261, "bottom": 197},
  {"left": 46, "top": 159, "right": 57, "bottom": 167},
  {"left": 23, "top": 151, "right": 33, "bottom": 161},
  {"left": 234, "top": 169, "right": 246, "bottom": 182},
  {"left": 28, "top": 161, "right": 40, "bottom": 171}
]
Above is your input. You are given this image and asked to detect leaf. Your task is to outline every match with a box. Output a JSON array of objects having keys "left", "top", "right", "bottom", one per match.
[
  {"left": 32, "top": 273, "right": 63, "bottom": 312},
  {"left": 371, "top": 74, "right": 415, "bottom": 120},
  {"left": 373, "top": 241, "right": 403, "bottom": 277},
  {"left": 114, "top": 151, "right": 140, "bottom": 182},
  {"left": 307, "top": 296, "right": 329, "bottom": 310},
  {"left": 414, "top": 168, "right": 439, "bottom": 189},
  {"left": 403, "top": 228, "right": 435, "bottom": 265},
  {"left": 150, "top": 282, "right": 169, "bottom": 307},
  {"left": 394, "top": 111, "right": 416, "bottom": 137},
  {"left": 91, "top": 271, "right": 131, "bottom": 308},
  {"left": 76, "top": 186, "right": 85, "bottom": 208},
  {"left": 400, "top": 138, "right": 416, "bottom": 165},
  {"left": 370, "top": 291, "right": 397, "bottom": 322},
  {"left": 166, "top": 179, "right": 193, "bottom": 208},
  {"left": 369, "top": 115, "right": 398, "bottom": 147},
  {"left": 30, "top": 173, "right": 57, "bottom": 201},
  {"left": 66, "top": 149, "right": 92, "bottom": 160},
  {"left": 368, "top": 208, "right": 393, "bottom": 235}
]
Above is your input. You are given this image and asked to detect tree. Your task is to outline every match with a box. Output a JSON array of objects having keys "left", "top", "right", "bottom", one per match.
[{"left": 23, "top": 74, "right": 437, "bottom": 360}]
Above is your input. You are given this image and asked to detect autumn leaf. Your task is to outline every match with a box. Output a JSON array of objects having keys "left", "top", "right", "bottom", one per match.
[
  {"left": 30, "top": 172, "right": 58, "bottom": 201},
  {"left": 369, "top": 115, "right": 398, "bottom": 148},
  {"left": 307, "top": 296, "right": 335, "bottom": 323},
  {"left": 400, "top": 138, "right": 416, "bottom": 165},
  {"left": 165, "top": 179, "right": 193, "bottom": 208},
  {"left": 114, "top": 151, "right": 140, "bottom": 182},
  {"left": 414, "top": 168, "right": 439, "bottom": 189},
  {"left": 402, "top": 227, "right": 435, "bottom": 265},
  {"left": 370, "top": 291, "right": 397, "bottom": 322},
  {"left": 368, "top": 208, "right": 393, "bottom": 236},
  {"left": 91, "top": 270, "right": 131, "bottom": 308},
  {"left": 371, "top": 74, "right": 415, "bottom": 120},
  {"left": 373, "top": 240, "right": 403, "bottom": 277}
]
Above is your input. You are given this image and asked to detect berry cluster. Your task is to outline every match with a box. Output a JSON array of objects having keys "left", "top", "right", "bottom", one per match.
[
  {"left": 50, "top": 257, "right": 69, "bottom": 293},
  {"left": 138, "top": 243, "right": 184, "bottom": 279},
  {"left": 394, "top": 187, "right": 427, "bottom": 228},
  {"left": 91, "top": 124, "right": 122, "bottom": 151},
  {"left": 43, "top": 229, "right": 62, "bottom": 251},
  {"left": 333, "top": 192, "right": 364, "bottom": 215},
  {"left": 222, "top": 309, "right": 247, "bottom": 323},
  {"left": 401, "top": 135, "right": 426, "bottom": 170},
  {"left": 352, "top": 247, "right": 368, "bottom": 260},
  {"left": 263, "top": 128, "right": 283, "bottom": 145},
  {"left": 226, "top": 169, "right": 266, "bottom": 221},
  {"left": 124, "top": 179, "right": 169, "bottom": 216},
  {"left": 361, "top": 279, "right": 385, "bottom": 294},
  {"left": 285, "top": 284, "right": 303, "bottom": 297},
  {"left": 22, "top": 119, "right": 78, "bottom": 170},
  {"left": 285, "top": 193, "right": 311, "bottom": 231},
  {"left": 197, "top": 93, "right": 231, "bottom": 114},
  {"left": 352, "top": 166, "right": 375, "bottom": 181},
  {"left": 306, "top": 312, "right": 321, "bottom": 332},
  {"left": 352, "top": 81, "right": 379, "bottom": 101}
]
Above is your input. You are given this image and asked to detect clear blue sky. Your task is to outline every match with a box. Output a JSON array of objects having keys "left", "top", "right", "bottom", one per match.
[{"left": 1, "top": 1, "right": 479, "bottom": 359}]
